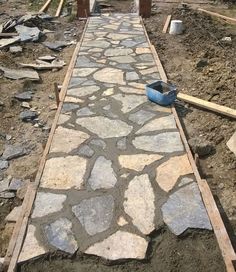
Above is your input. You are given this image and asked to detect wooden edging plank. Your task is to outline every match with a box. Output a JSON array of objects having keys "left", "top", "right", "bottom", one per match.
[
  {"left": 4, "top": 19, "right": 90, "bottom": 272},
  {"left": 177, "top": 92, "right": 236, "bottom": 119},
  {"left": 162, "top": 14, "right": 172, "bottom": 33},
  {"left": 140, "top": 17, "right": 236, "bottom": 272},
  {"left": 55, "top": 0, "right": 65, "bottom": 17},
  {"left": 198, "top": 8, "right": 236, "bottom": 24},
  {"left": 39, "top": 0, "right": 53, "bottom": 13}
]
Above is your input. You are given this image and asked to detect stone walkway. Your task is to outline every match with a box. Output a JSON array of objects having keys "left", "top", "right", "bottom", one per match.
[{"left": 18, "top": 13, "right": 212, "bottom": 263}]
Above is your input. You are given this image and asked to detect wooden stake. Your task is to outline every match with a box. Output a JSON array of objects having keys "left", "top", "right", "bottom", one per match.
[
  {"left": 198, "top": 8, "right": 236, "bottom": 24},
  {"left": 54, "top": 82, "right": 60, "bottom": 107},
  {"left": 55, "top": 0, "right": 65, "bottom": 17},
  {"left": 163, "top": 14, "right": 172, "bottom": 33},
  {"left": 177, "top": 92, "right": 236, "bottom": 119},
  {"left": 140, "top": 17, "right": 236, "bottom": 271},
  {"left": 39, "top": 0, "right": 53, "bottom": 13},
  {"left": 3, "top": 19, "right": 91, "bottom": 272}
]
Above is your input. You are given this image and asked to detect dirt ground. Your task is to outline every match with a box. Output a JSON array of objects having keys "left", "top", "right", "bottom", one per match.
[
  {"left": 0, "top": 0, "right": 85, "bottom": 258},
  {"left": 144, "top": 1, "right": 236, "bottom": 243},
  {"left": 0, "top": 0, "right": 235, "bottom": 271}
]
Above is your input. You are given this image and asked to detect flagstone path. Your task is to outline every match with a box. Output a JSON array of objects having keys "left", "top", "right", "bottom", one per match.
[{"left": 18, "top": 13, "right": 212, "bottom": 263}]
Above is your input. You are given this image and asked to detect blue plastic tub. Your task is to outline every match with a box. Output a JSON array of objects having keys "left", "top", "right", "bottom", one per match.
[{"left": 146, "top": 80, "right": 177, "bottom": 106}]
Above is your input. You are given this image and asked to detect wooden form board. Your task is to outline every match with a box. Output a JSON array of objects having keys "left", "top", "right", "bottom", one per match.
[
  {"left": 4, "top": 19, "right": 90, "bottom": 272},
  {"left": 162, "top": 14, "right": 172, "bottom": 33},
  {"left": 39, "top": 0, "right": 53, "bottom": 13},
  {"left": 198, "top": 8, "right": 236, "bottom": 24},
  {"left": 55, "top": 0, "right": 65, "bottom": 17},
  {"left": 140, "top": 17, "right": 236, "bottom": 272},
  {"left": 177, "top": 93, "right": 236, "bottom": 119}
]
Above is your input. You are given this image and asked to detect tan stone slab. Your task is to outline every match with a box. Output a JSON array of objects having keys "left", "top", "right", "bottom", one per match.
[
  {"left": 156, "top": 154, "right": 193, "bottom": 192},
  {"left": 18, "top": 225, "right": 47, "bottom": 263},
  {"left": 64, "top": 96, "right": 84, "bottom": 104},
  {"left": 124, "top": 174, "right": 155, "bottom": 234},
  {"left": 102, "top": 88, "right": 114, "bottom": 96},
  {"left": 119, "top": 154, "right": 162, "bottom": 171},
  {"left": 57, "top": 114, "right": 71, "bottom": 125},
  {"left": 129, "top": 82, "right": 145, "bottom": 89},
  {"left": 85, "top": 230, "right": 148, "bottom": 260},
  {"left": 226, "top": 131, "right": 236, "bottom": 156},
  {"left": 136, "top": 115, "right": 176, "bottom": 134},
  {"left": 119, "top": 87, "right": 144, "bottom": 95},
  {"left": 140, "top": 67, "right": 158, "bottom": 76},
  {"left": 93, "top": 68, "right": 125, "bottom": 85},
  {"left": 72, "top": 68, "right": 98, "bottom": 77},
  {"left": 40, "top": 156, "right": 87, "bottom": 190},
  {"left": 50, "top": 126, "right": 89, "bottom": 153},
  {"left": 117, "top": 216, "right": 128, "bottom": 226},
  {"left": 113, "top": 94, "right": 147, "bottom": 113},
  {"left": 135, "top": 48, "right": 151, "bottom": 54},
  {"left": 107, "top": 33, "right": 133, "bottom": 40},
  {"left": 5, "top": 206, "right": 22, "bottom": 222}
]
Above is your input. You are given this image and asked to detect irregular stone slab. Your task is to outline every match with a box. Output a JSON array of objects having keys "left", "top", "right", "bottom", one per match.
[
  {"left": 103, "top": 88, "right": 114, "bottom": 96},
  {"left": 178, "top": 177, "right": 194, "bottom": 187},
  {"left": 117, "top": 137, "right": 127, "bottom": 150},
  {"left": 135, "top": 48, "right": 151, "bottom": 54},
  {"left": 61, "top": 103, "right": 80, "bottom": 113},
  {"left": 146, "top": 103, "right": 172, "bottom": 113},
  {"left": 43, "top": 41, "right": 68, "bottom": 51},
  {"left": 227, "top": 131, "right": 236, "bottom": 156},
  {"left": 117, "top": 216, "right": 128, "bottom": 226},
  {"left": 5, "top": 205, "right": 22, "bottom": 222},
  {"left": 109, "top": 56, "right": 136, "bottom": 64},
  {"left": 76, "top": 116, "right": 132, "bottom": 138},
  {"left": 2, "top": 145, "right": 26, "bottom": 160},
  {"left": 119, "top": 154, "right": 163, "bottom": 171},
  {"left": 121, "top": 40, "right": 139, "bottom": 47},
  {"left": 20, "top": 110, "right": 38, "bottom": 122},
  {"left": 8, "top": 178, "right": 23, "bottom": 191},
  {"left": 107, "top": 33, "right": 133, "bottom": 40},
  {"left": 119, "top": 87, "right": 144, "bottom": 95},
  {"left": 76, "top": 107, "right": 94, "bottom": 117},
  {"left": 78, "top": 145, "right": 94, "bottom": 158},
  {"left": 129, "top": 82, "right": 145, "bottom": 89},
  {"left": 90, "top": 139, "right": 106, "bottom": 149},
  {"left": 136, "top": 115, "right": 176, "bottom": 134},
  {"left": 82, "top": 40, "right": 110, "bottom": 48},
  {"left": 40, "top": 156, "right": 87, "bottom": 190},
  {"left": 88, "top": 156, "right": 117, "bottom": 190},
  {"left": 72, "top": 195, "right": 114, "bottom": 235},
  {"left": 126, "top": 71, "right": 139, "bottom": 81},
  {"left": 45, "top": 218, "right": 78, "bottom": 254},
  {"left": 14, "top": 91, "right": 32, "bottom": 101},
  {"left": 32, "top": 192, "right": 66, "bottom": 218},
  {"left": 67, "top": 86, "right": 100, "bottom": 97},
  {"left": 128, "top": 110, "right": 155, "bottom": 125},
  {"left": 85, "top": 230, "right": 148, "bottom": 260},
  {"left": 124, "top": 174, "right": 155, "bottom": 234},
  {"left": 93, "top": 68, "right": 125, "bottom": 85},
  {"left": 75, "top": 56, "right": 103, "bottom": 68},
  {"left": 133, "top": 132, "right": 184, "bottom": 153},
  {"left": 72, "top": 68, "right": 98, "bottom": 77},
  {"left": 50, "top": 127, "right": 89, "bottom": 153},
  {"left": 113, "top": 94, "right": 146, "bottom": 113},
  {"left": 104, "top": 48, "right": 133, "bottom": 57},
  {"left": 19, "top": 225, "right": 47, "bottom": 263},
  {"left": 156, "top": 155, "right": 193, "bottom": 192},
  {"left": 0, "top": 159, "right": 9, "bottom": 170},
  {"left": 64, "top": 96, "right": 83, "bottom": 104},
  {"left": 57, "top": 114, "right": 71, "bottom": 125},
  {"left": 15, "top": 25, "right": 41, "bottom": 42},
  {"left": 161, "top": 183, "right": 212, "bottom": 235}
]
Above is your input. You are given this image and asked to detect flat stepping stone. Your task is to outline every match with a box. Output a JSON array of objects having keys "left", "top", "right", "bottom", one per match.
[
  {"left": 50, "top": 127, "right": 89, "bottom": 153},
  {"left": 104, "top": 48, "right": 133, "bottom": 57},
  {"left": 76, "top": 116, "right": 133, "bottom": 138},
  {"left": 45, "top": 218, "right": 78, "bottom": 254},
  {"left": 57, "top": 114, "right": 71, "bottom": 125},
  {"left": 73, "top": 68, "right": 98, "bottom": 77},
  {"left": 116, "top": 137, "right": 127, "bottom": 150},
  {"left": 124, "top": 174, "right": 155, "bottom": 234},
  {"left": 19, "top": 225, "right": 47, "bottom": 263},
  {"left": 132, "top": 132, "right": 184, "bottom": 153},
  {"left": 85, "top": 230, "right": 148, "bottom": 260},
  {"left": 113, "top": 94, "right": 146, "bottom": 113},
  {"left": 128, "top": 110, "right": 155, "bottom": 125},
  {"left": 90, "top": 139, "right": 106, "bottom": 149},
  {"left": 88, "top": 156, "right": 117, "bottom": 190},
  {"left": 109, "top": 56, "right": 136, "bottom": 64},
  {"left": 32, "top": 192, "right": 66, "bottom": 218},
  {"left": 136, "top": 115, "right": 177, "bottom": 134},
  {"left": 119, "top": 154, "right": 163, "bottom": 171},
  {"left": 67, "top": 86, "right": 100, "bottom": 97},
  {"left": 40, "top": 156, "right": 87, "bottom": 190},
  {"left": 78, "top": 145, "right": 94, "bottom": 158},
  {"left": 161, "top": 183, "right": 212, "bottom": 235},
  {"left": 156, "top": 154, "right": 193, "bottom": 192},
  {"left": 119, "top": 87, "right": 144, "bottom": 95},
  {"left": 82, "top": 40, "right": 110, "bottom": 48},
  {"left": 72, "top": 195, "right": 114, "bottom": 235},
  {"left": 76, "top": 107, "right": 94, "bottom": 117},
  {"left": 93, "top": 67, "right": 125, "bottom": 85}
]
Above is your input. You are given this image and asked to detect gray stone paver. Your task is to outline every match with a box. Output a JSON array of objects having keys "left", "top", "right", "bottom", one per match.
[{"left": 19, "top": 13, "right": 212, "bottom": 263}]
